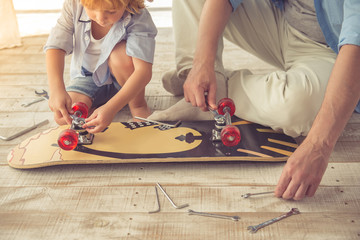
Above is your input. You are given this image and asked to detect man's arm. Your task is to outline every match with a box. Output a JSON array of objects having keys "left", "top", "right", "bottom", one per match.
[
  {"left": 183, "top": 0, "right": 232, "bottom": 111},
  {"left": 275, "top": 44, "right": 360, "bottom": 200}
]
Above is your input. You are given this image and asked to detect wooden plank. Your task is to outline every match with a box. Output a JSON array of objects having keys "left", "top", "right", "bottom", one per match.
[
  {"left": 0, "top": 212, "right": 358, "bottom": 240},
  {"left": 0, "top": 74, "right": 50, "bottom": 86},
  {"left": 0, "top": 162, "right": 359, "bottom": 187},
  {"left": 0, "top": 63, "right": 70, "bottom": 74},
  {"left": 0, "top": 186, "right": 359, "bottom": 213}
]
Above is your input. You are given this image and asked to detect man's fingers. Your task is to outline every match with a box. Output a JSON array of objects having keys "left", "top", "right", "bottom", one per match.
[
  {"left": 306, "top": 183, "right": 319, "bottom": 197},
  {"left": 194, "top": 89, "right": 207, "bottom": 111},
  {"left": 293, "top": 184, "right": 309, "bottom": 200},
  {"left": 282, "top": 180, "right": 301, "bottom": 200},
  {"left": 207, "top": 85, "right": 217, "bottom": 110},
  {"left": 275, "top": 173, "right": 291, "bottom": 198}
]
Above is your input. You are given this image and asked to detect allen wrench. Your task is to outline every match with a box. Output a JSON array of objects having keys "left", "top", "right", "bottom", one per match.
[
  {"left": 156, "top": 183, "right": 189, "bottom": 209},
  {"left": 148, "top": 186, "right": 161, "bottom": 214},
  {"left": 148, "top": 183, "right": 189, "bottom": 213}
]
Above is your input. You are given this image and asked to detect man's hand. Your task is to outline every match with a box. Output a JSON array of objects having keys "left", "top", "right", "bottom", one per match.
[
  {"left": 183, "top": 0, "right": 232, "bottom": 111},
  {"left": 183, "top": 62, "right": 217, "bottom": 111},
  {"left": 275, "top": 138, "right": 332, "bottom": 200}
]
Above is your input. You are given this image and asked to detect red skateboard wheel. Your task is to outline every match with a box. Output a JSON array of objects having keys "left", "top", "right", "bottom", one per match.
[
  {"left": 58, "top": 129, "right": 78, "bottom": 151},
  {"left": 217, "top": 98, "right": 235, "bottom": 116},
  {"left": 221, "top": 125, "right": 241, "bottom": 147},
  {"left": 72, "top": 102, "right": 89, "bottom": 118}
]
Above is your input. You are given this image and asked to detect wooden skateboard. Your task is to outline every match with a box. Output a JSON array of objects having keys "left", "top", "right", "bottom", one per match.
[{"left": 7, "top": 99, "right": 298, "bottom": 169}]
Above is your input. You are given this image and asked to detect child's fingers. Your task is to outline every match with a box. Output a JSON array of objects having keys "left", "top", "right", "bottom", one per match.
[
  {"left": 82, "top": 115, "right": 97, "bottom": 129},
  {"left": 60, "top": 108, "right": 73, "bottom": 125},
  {"left": 67, "top": 100, "right": 74, "bottom": 114}
]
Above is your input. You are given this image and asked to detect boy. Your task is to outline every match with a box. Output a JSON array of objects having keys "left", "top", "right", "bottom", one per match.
[{"left": 44, "top": 0, "right": 157, "bottom": 133}]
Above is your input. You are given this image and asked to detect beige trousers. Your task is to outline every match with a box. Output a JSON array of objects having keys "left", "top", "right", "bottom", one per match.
[{"left": 172, "top": 0, "right": 336, "bottom": 137}]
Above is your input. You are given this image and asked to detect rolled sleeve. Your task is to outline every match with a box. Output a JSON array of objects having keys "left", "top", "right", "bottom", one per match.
[
  {"left": 338, "top": 0, "right": 360, "bottom": 51},
  {"left": 228, "top": 0, "right": 243, "bottom": 11},
  {"left": 125, "top": 9, "right": 157, "bottom": 64},
  {"left": 43, "top": 0, "right": 75, "bottom": 55}
]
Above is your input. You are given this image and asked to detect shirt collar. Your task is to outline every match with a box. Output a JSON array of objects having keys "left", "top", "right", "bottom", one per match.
[{"left": 78, "top": 7, "right": 91, "bottom": 23}]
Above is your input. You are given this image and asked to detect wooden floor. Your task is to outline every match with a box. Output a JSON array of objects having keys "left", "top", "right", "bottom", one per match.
[{"left": 1, "top": 28, "right": 360, "bottom": 239}]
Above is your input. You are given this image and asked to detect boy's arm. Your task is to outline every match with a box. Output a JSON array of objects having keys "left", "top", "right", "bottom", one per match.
[
  {"left": 275, "top": 44, "right": 360, "bottom": 200},
  {"left": 83, "top": 57, "right": 152, "bottom": 133},
  {"left": 46, "top": 49, "right": 73, "bottom": 125}
]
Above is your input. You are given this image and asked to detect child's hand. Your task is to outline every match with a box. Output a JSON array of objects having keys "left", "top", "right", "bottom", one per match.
[
  {"left": 49, "top": 90, "right": 73, "bottom": 125},
  {"left": 83, "top": 105, "right": 116, "bottom": 133}
]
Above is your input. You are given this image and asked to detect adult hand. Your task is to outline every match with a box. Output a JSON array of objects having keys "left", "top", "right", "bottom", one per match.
[
  {"left": 48, "top": 90, "right": 73, "bottom": 125},
  {"left": 183, "top": 62, "right": 217, "bottom": 111},
  {"left": 275, "top": 138, "right": 332, "bottom": 200},
  {"left": 182, "top": 0, "right": 232, "bottom": 112}
]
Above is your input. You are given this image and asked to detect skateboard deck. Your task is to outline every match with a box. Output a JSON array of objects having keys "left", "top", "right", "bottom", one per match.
[{"left": 7, "top": 118, "right": 298, "bottom": 169}]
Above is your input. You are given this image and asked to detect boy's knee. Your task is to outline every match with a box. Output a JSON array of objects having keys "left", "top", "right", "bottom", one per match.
[{"left": 108, "top": 41, "right": 134, "bottom": 74}]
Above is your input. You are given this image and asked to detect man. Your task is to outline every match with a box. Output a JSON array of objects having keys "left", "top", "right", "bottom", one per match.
[{"left": 149, "top": 0, "right": 360, "bottom": 200}]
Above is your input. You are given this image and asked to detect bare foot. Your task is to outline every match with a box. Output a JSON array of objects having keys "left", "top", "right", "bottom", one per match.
[
  {"left": 149, "top": 71, "right": 228, "bottom": 121},
  {"left": 130, "top": 105, "right": 151, "bottom": 122},
  {"left": 148, "top": 98, "right": 213, "bottom": 121}
]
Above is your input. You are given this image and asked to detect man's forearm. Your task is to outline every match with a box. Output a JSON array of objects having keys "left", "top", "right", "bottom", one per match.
[
  {"left": 307, "top": 44, "right": 360, "bottom": 148},
  {"left": 193, "top": 0, "right": 232, "bottom": 66}
]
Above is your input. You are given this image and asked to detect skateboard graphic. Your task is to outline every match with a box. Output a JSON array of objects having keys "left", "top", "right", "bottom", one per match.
[{"left": 7, "top": 99, "right": 298, "bottom": 169}]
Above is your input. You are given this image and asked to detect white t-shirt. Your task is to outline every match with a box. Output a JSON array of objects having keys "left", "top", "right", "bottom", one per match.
[{"left": 82, "top": 28, "right": 105, "bottom": 73}]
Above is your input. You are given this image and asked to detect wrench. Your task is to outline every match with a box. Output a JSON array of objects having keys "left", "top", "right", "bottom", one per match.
[
  {"left": 188, "top": 209, "right": 240, "bottom": 221},
  {"left": 247, "top": 208, "right": 300, "bottom": 233},
  {"left": 35, "top": 89, "right": 49, "bottom": 100},
  {"left": 134, "top": 117, "right": 181, "bottom": 130},
  {"left": 241, "top": 191, "right": 274, "bottom": 198},
  {"left": 21, "top": 89, "right": 49, "bottom": 107},
  {"left": 21, "top": 98, "right": 45, "bottom": 107}
]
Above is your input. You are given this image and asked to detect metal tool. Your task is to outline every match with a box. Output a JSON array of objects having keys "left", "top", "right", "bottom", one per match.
[
  {"left": 21, "top": 89, "right": 49, "bottom": 107},
  {"left": 241, "top": 191, "right": 274, "bottom": 198},
  {"left": 247, "top": 208, "right": 300, "bottom": 233},
  {"left": 0, "top": 119, "right": 49, "bottom": 141},
  {"left": 148, "top": 186, "right": 161, "bottom": 214},
  {"left": 35, "top": 89, "right": 49, "bottom": 100},
  {"left": 134, "top": 117, "right": 181, "bottom": 130},
  {"left": 156, "top": 183, "right": 189, "bottom": 209},
  {"left": 21, "top": 98, "right": 45, "bottom": 107},
  {"left": 188, "top": 209, "right": 240, "bottom": 221}
]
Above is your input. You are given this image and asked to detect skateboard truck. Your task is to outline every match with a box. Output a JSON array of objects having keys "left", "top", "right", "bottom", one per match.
[
  {"left": 210, "top": 98, "right": 241, "bottom": 147},
  {"left": 57, "top": 102, "right": 94, "bottom": 151}
]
